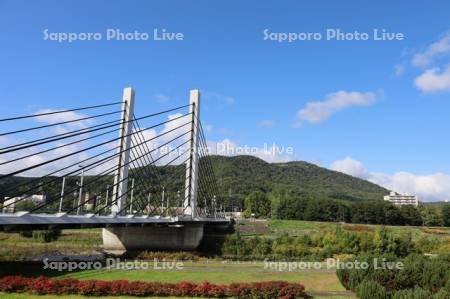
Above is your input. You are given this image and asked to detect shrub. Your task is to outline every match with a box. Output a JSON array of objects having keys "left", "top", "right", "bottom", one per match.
[
  {"left": 338, "top": 253, "right": 450, "bottom": 297},
  {"left": 392, "top": 287, "right": 432, "bottom": 299},
  {"left": 356, "top": 279, "right": 388, "bottom": 299},
  {"left": 0, "top": 276, "right": 310, "bottom": 298},
  {"left": 32, "top": 229, "right": 61, "bottom": 243},
  {"left": 432, "top": 289, "right": 450, "bottom": 299},
  {"left": 19, "top": 230, "right": 32, "bottom": 238}
]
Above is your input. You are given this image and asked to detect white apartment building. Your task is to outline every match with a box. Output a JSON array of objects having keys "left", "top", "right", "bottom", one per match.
[{"left": 384, "top": 191, "right": 418, "bottom": 206}]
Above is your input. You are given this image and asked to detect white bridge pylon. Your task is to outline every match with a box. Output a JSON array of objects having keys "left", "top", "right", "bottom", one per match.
[{"left": 184, "top": 89, "right": 200, "bottom": 218}]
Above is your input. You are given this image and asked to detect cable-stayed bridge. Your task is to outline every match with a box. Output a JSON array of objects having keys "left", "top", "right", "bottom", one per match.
[{"left": 0, "top": 88, "right": 231, "bottom": 251}]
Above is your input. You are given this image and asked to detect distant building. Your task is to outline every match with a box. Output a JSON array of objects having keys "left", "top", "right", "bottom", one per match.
[
  {"left": 29, "top": 194, "right": 46, "bottom": 203},
  {"left": 384, "top": 191, "right": 418, "bottom": 206},
  {"left": 2, "top": 197, "right": 20, "bottom": 213},
  {"left": 2, "top": 194, "right": 46, "bottom": 213}
]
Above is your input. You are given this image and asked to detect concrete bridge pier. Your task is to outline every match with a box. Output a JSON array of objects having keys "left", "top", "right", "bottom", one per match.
[{"left": 102, "top": 223, "right": 204, "bottom": 254}]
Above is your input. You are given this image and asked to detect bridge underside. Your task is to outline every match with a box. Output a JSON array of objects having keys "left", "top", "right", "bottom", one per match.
[
  {"left": 0, "top": 213, "right": 231, "bottom": 231},
  {"left": 103, "top": 223, "right": 205, "bottom": 253}
]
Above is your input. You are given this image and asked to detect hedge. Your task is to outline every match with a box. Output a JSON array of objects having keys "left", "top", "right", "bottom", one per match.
[{"left": 0, "top": 276, "right": 310, "bottom": 298}]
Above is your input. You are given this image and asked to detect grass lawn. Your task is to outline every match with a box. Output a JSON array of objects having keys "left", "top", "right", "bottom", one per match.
[{"left": 57, "top": 268, "right": 344, "bottom": 292}]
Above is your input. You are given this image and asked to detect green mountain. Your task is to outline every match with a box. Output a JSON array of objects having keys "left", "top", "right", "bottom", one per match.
[
  {"left": 210, "top": 155, "right": 388, "bottom": 207},
  {"left": 0, "top": 155, "right": 388, "bottom": 211}
]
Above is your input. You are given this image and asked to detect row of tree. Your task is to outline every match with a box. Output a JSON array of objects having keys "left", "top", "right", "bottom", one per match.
[{"left": 243, "top": 189, "right": 450, "bottom": 227}]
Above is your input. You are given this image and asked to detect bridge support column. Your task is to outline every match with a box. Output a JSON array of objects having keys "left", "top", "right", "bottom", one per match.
[
  {"left": 102, "top": 223, "right": 204, "bottom": 254},
  {"left": 184, "top": 90, "right": 201, "bottom": 218},
  {"left": 112, "top": 87, "right": 135, "bottom": 213}
]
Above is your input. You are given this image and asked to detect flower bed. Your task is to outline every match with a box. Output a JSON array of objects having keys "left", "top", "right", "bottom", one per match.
[{"left": 0, "top": 276, "right": 309, "bottom": 298}]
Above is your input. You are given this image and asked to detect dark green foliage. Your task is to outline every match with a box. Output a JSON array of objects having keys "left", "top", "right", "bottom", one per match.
[
  {"left": 338, "top": 253, "right": 450, "bottom": 297},
  {"left": 19, "top": 230, "right": 32, "bottom": 238},
  {"left": 31, "top": 229, "right": 61, "bottom": 243},
  {"left": 392, "top": 287, "right": 432, "bottom": 299},
  {"left": 356, "top": 280, "right": 388, "bottom": 299},
  {"left": 442, "top": 204, "right": 450, "bottom": 227},
  {"left": 399, "top": 205, "right": 423, "bottom": 226},
  {"left": 273, "top": 193, "right": 424, "bottom": 226},
  {"left": 211, "top": 155, "right": 388, "bottom": 207}
]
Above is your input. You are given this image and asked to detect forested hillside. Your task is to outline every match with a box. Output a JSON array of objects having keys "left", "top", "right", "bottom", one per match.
[
  {"left": 0, "top": 155, "right": 388, "bottom": 211},
  {"left": 210, "top": 155, "right": 388, "bottom": 207}
]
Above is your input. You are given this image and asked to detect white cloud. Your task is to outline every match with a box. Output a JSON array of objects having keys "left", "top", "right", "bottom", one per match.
[
  {"left": 330, "top": 157, "right": 450, "bottom": 202},
  {"left": 153, "top": 93, "right": 170, "bottom": 103},
  {"left": 370, "top": 172, "right": 450, "bottom": 202},
  {"left": 160, "top": 113, "right": 190, "bottom": 143},
  {"left": 295, "top": 90, "right": 377, "bottom": 125},
  {"left": 259, "top": 120, "right": 275, "bottom": 128},
  {"left": 330, "top": 157, "right": 370, "bottom": 179},
  {"left": 412, "top": 32, "right": 450, "bottom": 68},
  {"left": 414, "top": 66, "right": 450, "bottom": 93}
]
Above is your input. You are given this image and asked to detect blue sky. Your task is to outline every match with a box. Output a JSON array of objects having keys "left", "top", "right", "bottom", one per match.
[{"left": 1, "top": 0, "right": 450, "bottom": 201}]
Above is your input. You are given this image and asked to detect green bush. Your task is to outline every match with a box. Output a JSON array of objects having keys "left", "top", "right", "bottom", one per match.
[
  {"left": 19, "top": 230, "right": 32, "bottom": 238},
  {"left": 338, "top": 253, "right": 450, "bottom": 297},
  {"left": 432, "top": 289, "right": 450, "bottom": 299},
  {"left": 222, "top": 226, "right": 422, "bottom": 260},
  {"left": 32, "top": 229, "right": 61, "bottom": 243},
  {"left": 392, "top": 287, "right": 432, "bottom": 299},
  {"left": 356, "top": 279, "right": 388, "bottom": 299}
]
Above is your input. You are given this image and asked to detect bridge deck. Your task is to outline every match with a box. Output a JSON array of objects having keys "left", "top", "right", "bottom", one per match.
[{"left": 0, "top": 212, "right": 230, "bottom": 231}]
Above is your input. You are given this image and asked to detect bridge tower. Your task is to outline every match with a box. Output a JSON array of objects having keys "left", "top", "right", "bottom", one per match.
[
  {"left": 184, "top": 89, "right": 201, "bottom": 218},
  {"left": 112, "top": 87, "right": 135, "bottom": 213}
]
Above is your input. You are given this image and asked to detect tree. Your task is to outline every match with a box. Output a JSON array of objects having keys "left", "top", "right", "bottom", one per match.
[
  {"left": 384, "top": 203, "right": 405, "bottom": 225},
  {"left": 442, "top": 204, "right": 450, "bottom": 227},
  {"left": 420, "top": 205, "right": 443, "bottom": 227},
  {"left": 244, "top": 191, "right": 270, "bottom": 218},
  {"left": 399, "top": 206, "right": 423, "bottom": 226}
]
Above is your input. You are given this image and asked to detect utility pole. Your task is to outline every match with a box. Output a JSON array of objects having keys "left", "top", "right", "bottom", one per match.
[
  {"left": 58, "top": 177, "right": 66, "bottom": 213},
  {"left": 77, "top": 166, "right": 84, "bottom": 215},
  {"left": 129, "top": 178, "right": 135, "bottom": 214},
  {"left": 162, "top": 187, "right": 165, "bottom": 212},
  {"left": 105, "top": 184, "right": 110, "bottom": 208}
]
